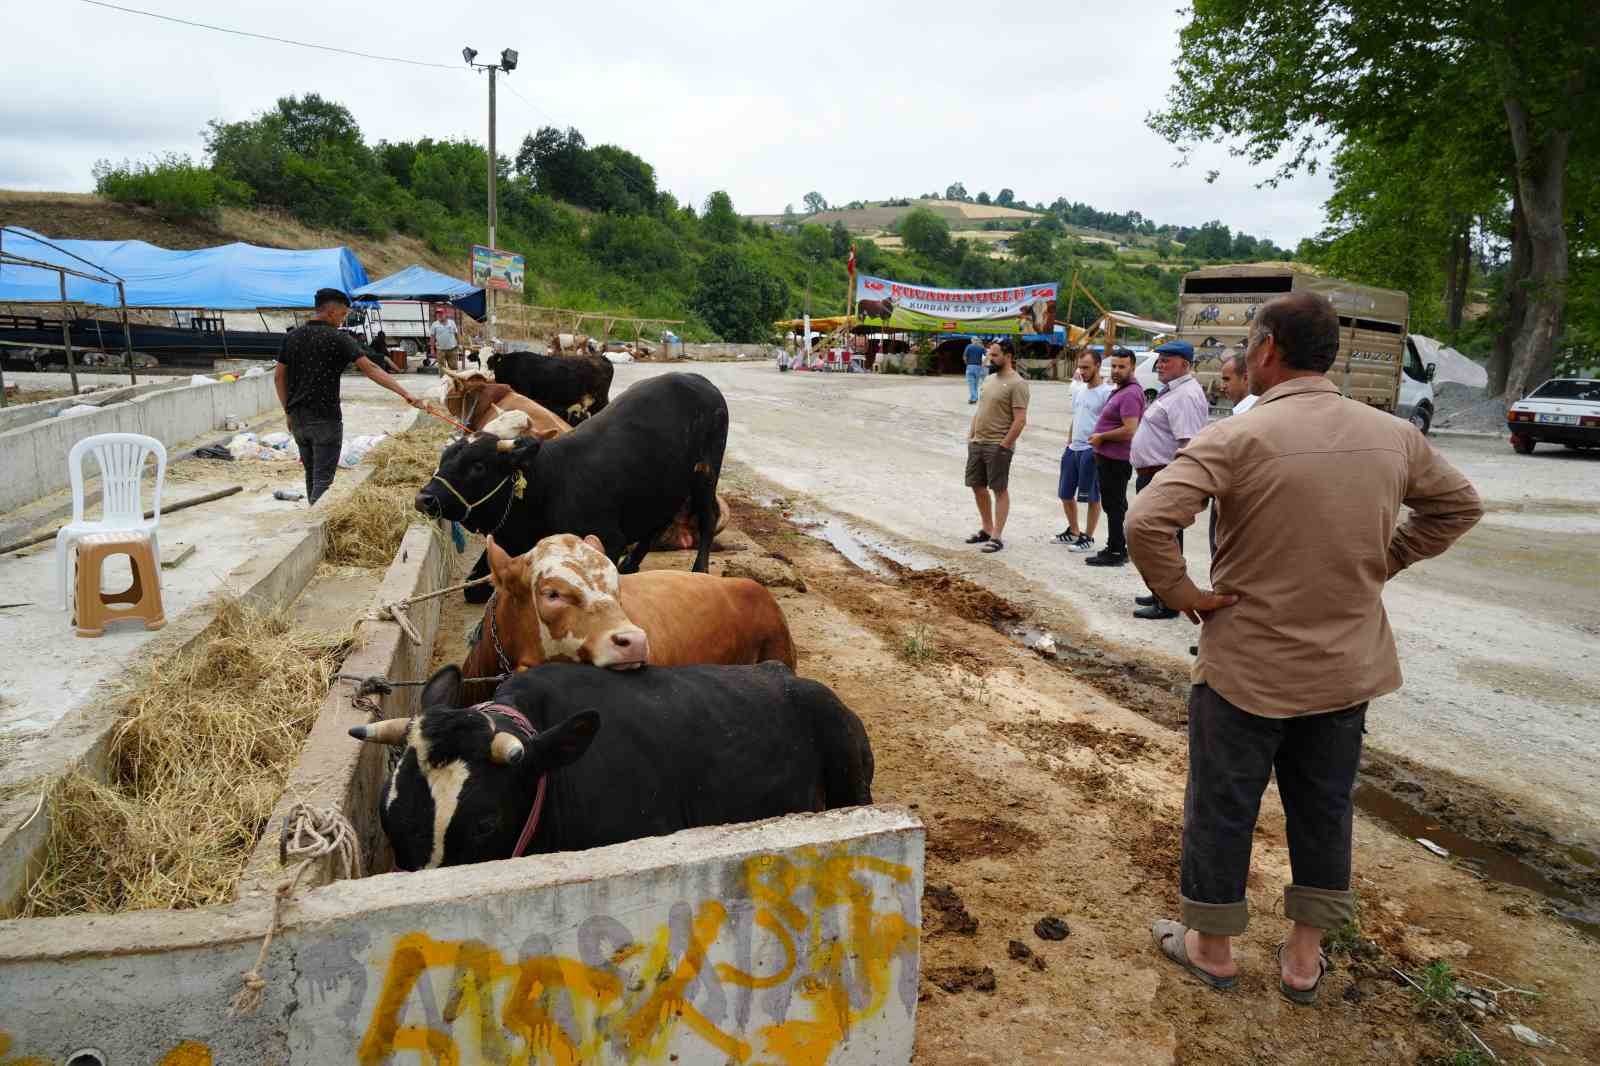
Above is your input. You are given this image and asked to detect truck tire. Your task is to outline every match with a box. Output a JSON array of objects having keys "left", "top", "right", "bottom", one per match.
[
  {"left": 1511, "top": 434, "right": 1536, "bottom": 455},
  {"left": 1409, "top": 404, "right": 1432, "bottom": 435}
]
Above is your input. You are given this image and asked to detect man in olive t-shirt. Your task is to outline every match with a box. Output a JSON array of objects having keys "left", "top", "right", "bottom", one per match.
[{"left": 964, "top": 341, "right": 1030, "bottom": 553}]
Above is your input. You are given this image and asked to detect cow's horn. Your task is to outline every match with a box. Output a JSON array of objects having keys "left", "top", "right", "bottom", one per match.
[
  {"left": 489, "top": 731, "right": 525, "bottom": 765},
  {"left": 349, "top": 718, "right": 411, "bottom": 745},
  {"left": 496, "top": 438, "right": 517, "bottom": 452}
]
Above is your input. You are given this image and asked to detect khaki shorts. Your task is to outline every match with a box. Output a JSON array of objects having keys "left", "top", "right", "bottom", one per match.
[{"left": 965, "top": 441, "right": 1014, "bottom": 492}]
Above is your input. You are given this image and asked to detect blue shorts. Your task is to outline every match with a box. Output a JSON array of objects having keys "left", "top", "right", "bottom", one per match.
[{"left": 1058, "top": 447, "right": 1100, "bottom": 502}]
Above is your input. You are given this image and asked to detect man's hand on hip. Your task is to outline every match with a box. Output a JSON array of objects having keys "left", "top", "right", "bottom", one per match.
[{"left": 1184, "top": 589, "right": 1240, "bottom": 625}]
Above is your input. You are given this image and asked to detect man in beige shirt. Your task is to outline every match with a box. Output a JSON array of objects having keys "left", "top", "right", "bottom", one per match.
[
  {"left": 1126, "top": 292, "right": 1481, "bottom": 1003},
  {"left": 964, "top": 341, "right": 1030, "bottom": 553}
]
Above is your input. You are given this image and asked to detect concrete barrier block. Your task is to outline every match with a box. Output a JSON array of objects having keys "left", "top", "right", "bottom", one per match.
[{"left": 0, "top": 807, "right": 924, "bottom": 1065}]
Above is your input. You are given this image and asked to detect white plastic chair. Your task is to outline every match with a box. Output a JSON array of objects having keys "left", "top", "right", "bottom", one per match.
[{"left": 55, "top": 433, "right": 167, "bottom": 610}]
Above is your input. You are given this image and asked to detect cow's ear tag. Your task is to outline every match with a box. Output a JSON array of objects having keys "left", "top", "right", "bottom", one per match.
[{"left": 512, "top": 471, "right": 528, "bottom": 499}]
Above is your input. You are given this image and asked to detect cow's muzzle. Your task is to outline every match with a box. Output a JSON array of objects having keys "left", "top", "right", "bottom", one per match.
[{"left": 590, "top": 627, "right": 649, "bottom": 670}]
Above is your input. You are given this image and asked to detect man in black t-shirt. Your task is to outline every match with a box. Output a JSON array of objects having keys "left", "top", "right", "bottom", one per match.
[{"left": 275, "top": 288, "right": 422, "bottom": 504}]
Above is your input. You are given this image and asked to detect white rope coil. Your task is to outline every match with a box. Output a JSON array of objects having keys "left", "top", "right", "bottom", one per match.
[{"left": 229, "top": 804, "right": 362, "bottom": 1017}]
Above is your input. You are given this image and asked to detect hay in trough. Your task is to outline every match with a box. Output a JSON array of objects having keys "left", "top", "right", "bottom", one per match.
[
  {"left": 322, "top": 423, "right": 451, "bottom": 569},
  {"left": 21, "top": 600, "right": 354, "bottom": 917}
]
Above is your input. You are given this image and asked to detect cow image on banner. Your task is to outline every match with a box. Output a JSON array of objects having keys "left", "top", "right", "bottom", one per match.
[{"left": 853, "top": 274, "right": 1058, "bottom": 334}]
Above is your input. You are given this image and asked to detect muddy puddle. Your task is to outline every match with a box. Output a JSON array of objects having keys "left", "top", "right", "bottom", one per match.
[
  {"left": 787, "top": 511, "right": 941, "bottom": 576},
  {"left": 778, "top": 499, "right": 1600, "bottom": 943}
]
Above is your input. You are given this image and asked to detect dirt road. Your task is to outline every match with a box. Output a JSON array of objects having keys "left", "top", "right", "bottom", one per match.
[
  {"left": 609, "top": 362, "right": 1600, "bottom": 905},
  {"left": 427, "top": 485, "right": 1600, "bottom": 1064}
]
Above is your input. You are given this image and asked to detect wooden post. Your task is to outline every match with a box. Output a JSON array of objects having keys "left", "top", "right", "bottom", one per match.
[{"left": 59, "top": 274, "right": 79, "bottom": 395}]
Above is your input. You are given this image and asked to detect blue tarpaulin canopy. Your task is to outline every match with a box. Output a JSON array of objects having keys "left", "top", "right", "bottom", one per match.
[
  {"left": 0, "top": 227, "right": 369, "bottom": 309},
  {"left": 352, "top": 264, "right": 487, "bottom": 321}
]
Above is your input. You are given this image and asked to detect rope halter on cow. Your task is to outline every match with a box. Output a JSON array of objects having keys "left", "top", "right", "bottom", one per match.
[
  {"left": 426, "top": 466, "right": 527, "bottom": 536},
  {"left": 473, "top": 701, "right": 549, "bottom": 859}
]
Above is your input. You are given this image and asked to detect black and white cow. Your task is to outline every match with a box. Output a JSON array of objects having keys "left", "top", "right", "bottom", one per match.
[
  {"left": 415, "top": 371, "right": 728, "bottom": 603},
  {"left": 350, "top": 661, "right": 875, "bottom": 870}
]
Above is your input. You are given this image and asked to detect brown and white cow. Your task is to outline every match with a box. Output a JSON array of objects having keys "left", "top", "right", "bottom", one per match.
[
  {"left": 459, "top": 533, "right": 797, "bottom": 703},
  {"left": 439, "top": 367, "right": 570, "bottom": 439},
  {"left": 546, "top": 333, "right": 598, "bottom": 356}
]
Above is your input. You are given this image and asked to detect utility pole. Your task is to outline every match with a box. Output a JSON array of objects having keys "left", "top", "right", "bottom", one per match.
[{"left": 463, "top": 46, "right": 518, "bottom": 347}]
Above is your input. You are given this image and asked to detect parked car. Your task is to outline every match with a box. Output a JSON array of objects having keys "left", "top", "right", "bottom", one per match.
[{"left": 1506, "top": 378, "right": 1600, "bottom": 454}]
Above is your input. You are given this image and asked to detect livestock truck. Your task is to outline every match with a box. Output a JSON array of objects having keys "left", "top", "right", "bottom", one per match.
[{"left": 1176, "top": 265, "right": 1433, "bottom": 429}]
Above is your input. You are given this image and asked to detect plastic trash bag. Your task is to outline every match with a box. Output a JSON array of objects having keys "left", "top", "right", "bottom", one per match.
[{"left": 338, "top": 433, "right": 387, "bottom": 468}]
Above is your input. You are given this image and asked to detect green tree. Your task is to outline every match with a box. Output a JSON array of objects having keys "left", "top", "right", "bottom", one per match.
[
  {"left": 702, "top": 190, "right": 739, "bottom": 243},
  {"left": 803, "top": 191, "right": 828, "bottom": 215},
  {"left": 995, "top": 188, "right": 1015, "bottom": 207},
  {"left": 976, "top": 191, "right": 991, "bottom": 205},
  {"left": 901, "top": 207, "right": 952, "bottom": 259},
  {"left": 1150, "top": 0, "right": 1600, "bottom": 397},
  {"left": 691, "top": 249, "right": 790, "bottom": 341},
  {"left": 1008, "top": 227, "right": 1054, "bottom": 262},
  {"left": 945, "top": 181, "right": 968, "bottom": 201}
]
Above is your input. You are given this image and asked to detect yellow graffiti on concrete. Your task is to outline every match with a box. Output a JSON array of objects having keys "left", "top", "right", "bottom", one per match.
[
  {"left": 0, "top": 1035, "right": 211, "bottom": 1066},
  {"left": 355, "top": 846, "right": 918, "bottom": 1065}
]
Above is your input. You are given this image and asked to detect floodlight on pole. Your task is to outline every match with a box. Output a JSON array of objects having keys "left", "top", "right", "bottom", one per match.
[{"left": 462, "top": 45, "right": 518, "bottom": 345}]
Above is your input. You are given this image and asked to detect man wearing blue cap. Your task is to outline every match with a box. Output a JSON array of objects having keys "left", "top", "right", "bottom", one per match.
[{"left": 1127, "top": 339, "right": 1210, "bottom": 619}]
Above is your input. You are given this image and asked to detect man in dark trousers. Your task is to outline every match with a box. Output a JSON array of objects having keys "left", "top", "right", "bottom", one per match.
[
  {"left": 1125, "top": 292, "right": 1481, "bottom": 1003},
  {"left": 1084, "top": 348, "right": 1144, "bottom": 567},
  {"left": 275, "top": 288, "right": 422, "bottom": 504}
]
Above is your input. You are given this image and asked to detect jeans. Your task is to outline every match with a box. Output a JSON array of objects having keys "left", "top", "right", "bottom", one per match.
[
  {"left": 1094, "top": 455, "right": 1133, "bottom": 554},
  {"left": 291, "top": 418, "right": 343, "bottom": 504},
  {"left": 1180, "top": 684, "right": 1367, "bottom": 935},
  {"left": 965, "top": 364, "right": 984, "bottom": 402}
]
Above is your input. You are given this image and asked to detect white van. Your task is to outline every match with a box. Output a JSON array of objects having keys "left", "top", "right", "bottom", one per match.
[{"left": 1398, "top": 335, "right": 1438, "bottom": 434}]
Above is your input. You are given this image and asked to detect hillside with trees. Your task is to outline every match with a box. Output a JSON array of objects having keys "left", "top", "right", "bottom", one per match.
[{"left": 90, "top": 93, "right": 1306, "bottom": 342}]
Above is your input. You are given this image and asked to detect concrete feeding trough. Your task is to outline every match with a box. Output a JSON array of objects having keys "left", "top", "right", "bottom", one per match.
[{"left": 0, "top": 514, "right": 925, "bottom": 1063}]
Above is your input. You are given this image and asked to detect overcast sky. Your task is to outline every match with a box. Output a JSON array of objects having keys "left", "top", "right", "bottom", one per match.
[{"left": 3, "top": 1, "right": 1334, "bottom": 246}]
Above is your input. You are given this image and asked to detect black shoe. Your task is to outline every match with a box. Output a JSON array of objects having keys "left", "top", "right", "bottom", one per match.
[
  {"left": 1133, "top": 602, "right": 1180, "bottom": 620},
  {"left": 1052, "top": 529, "right": 1079, "bottom": 544},
  {"left": 1085, "top": 550, "right": 1128, "bottom": 567},
  {"left": 1135, "top": 594, "right": 1159, "bottom": 607},
  {"left": 965, "top": 530, "right": 992, "bottom": 544}
]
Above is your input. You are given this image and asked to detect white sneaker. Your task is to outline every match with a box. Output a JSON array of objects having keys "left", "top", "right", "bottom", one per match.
[{"left": 1069, "top": 534, "right": 1097, "bottom": 553}]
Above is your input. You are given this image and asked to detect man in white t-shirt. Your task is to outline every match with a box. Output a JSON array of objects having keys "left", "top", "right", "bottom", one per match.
[
  {"left": 430, "top": 309, "right": 461, "bottom": 371},
  {"left": 1054, "top": 349, "right": 1114, "bottom": 551}
]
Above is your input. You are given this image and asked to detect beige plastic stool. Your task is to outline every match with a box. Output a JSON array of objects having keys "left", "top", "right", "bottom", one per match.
[{"left": 73, "top": 531, "right": 166, "bottom": 637}]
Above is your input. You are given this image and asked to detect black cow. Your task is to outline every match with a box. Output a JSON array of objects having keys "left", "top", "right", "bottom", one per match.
[
  {"left": 351, "top": 661, "right": 875, "bottom": 870},
  {"left": 416, "top": 372, "right": 728, "bottom": 603},
  {"left": 486, "top": 349, "right": 615, "bottom": 426}
]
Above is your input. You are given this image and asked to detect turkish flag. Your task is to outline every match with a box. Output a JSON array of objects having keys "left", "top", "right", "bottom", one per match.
[{"left": 846, "top": 245, "right": 856, "bottom": 275}]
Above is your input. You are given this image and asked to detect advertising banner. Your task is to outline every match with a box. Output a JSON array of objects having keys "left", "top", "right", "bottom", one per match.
[
  {"left": 854, "top": 274, "right": 1058, "bottom": 334},
  {"left": 470, "top": 245, "right": 525, "bottom": 293}
]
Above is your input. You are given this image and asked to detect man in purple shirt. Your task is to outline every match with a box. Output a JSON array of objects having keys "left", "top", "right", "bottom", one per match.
[
  {"left": 1127, "top": 339, "right": 1211, "bottom": 618},
  {"left": 1085, "top": 348, "right": 1146, "bottom": 567}
]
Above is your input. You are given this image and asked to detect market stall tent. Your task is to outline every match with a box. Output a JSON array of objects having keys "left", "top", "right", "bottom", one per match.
[
  {"left": 351, "top": 265, "right": 487, "bottom": 321},
  {"left": 0, "top": 227, "right": 368, "bottom": 309}
]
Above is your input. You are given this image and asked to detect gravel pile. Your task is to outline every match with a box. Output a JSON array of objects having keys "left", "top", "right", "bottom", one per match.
[{"left": 1433, "top": 381, "right": 1507, "bottom": 433}]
